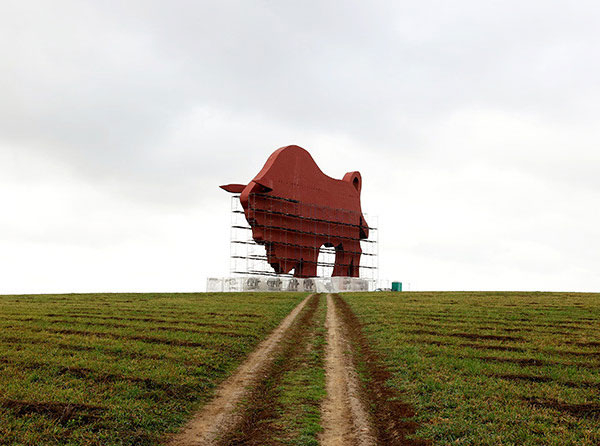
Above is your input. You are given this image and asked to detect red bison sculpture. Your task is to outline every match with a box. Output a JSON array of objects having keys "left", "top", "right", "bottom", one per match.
[{"left": 221, "top": 145, "right": 368, "bottom": 278}]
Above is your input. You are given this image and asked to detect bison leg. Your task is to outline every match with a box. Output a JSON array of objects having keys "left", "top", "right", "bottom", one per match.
[
  {"left": 332, "top": 244, "right": 349, "bottom": 276},
  {"left": 298, "top": 246, "right": 319, "bottom": 278},
  {"left": 347, "top": 241, "right": 362, "bottom": 277},
  {"left": 294, "top": 257, "right": 317, "bottom": 278},
  {"left": 333, "top": 242, "right": 362, "bottom": 277}
]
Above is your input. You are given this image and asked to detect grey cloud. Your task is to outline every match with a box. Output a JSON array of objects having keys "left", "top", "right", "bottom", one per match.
[{"left": 5, "top": 0, "right": 600, "bottom": 173}]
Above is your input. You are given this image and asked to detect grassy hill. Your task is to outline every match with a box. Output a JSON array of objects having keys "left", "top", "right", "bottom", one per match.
[{"left": 0, "top": 291, "right": 598, "bottom": 445}]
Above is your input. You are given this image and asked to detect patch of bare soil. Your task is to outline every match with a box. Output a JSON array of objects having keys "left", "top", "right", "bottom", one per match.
[
  {"left": 206, "top": 312, "right": 262, "bottom": 318},
  {"left": 44, "top": 313, "right": 205, "bottom": 325},
  {"left": 475, "top": 357, "right": 548, "bottom": 366},
  {"left": 42, "top": 317, "right": 234, "bottom": 331},
  {"left": 574, "top": 341, "right": 600, "bottom": 347},
  {"left": 523, "top": 397, "right": 600, "bottom": 419},
  {"left": 458, "top": 343, "right": 526, "bottom": 352},
  {"left": 451, "top": 332, "right": 522, "bottom": 341},
  {"left": 408, "top": 329, "right": 522, "bottom": 342},
  {"left": 493, "top": 373, "right": 553, "bottom": 383},
  {"left": 561, "top": 380, "right": 600, "bottom": 390},
  {"left": 168, "top": 294, "right": 314, "bottom": 446},
  {"left": 0, "top": 339, "right": 225, "bottom": 369},
  {"left": 406, "top": 339, "right": 524, "bottom": 353},
  {"left": 478, "top": 356, "right": 598, "bottom": 371},
  {"left": 551, "top": 349, "right": 600, "bottom": 359},
  {"left": 16, "top": 326, "right": 247, "bottom": 347},
  {"left": 0, "top": 358, "right": 197, "bottom": 399},
  {"left": 333, "top": 294, "right": 429, "bottom": 446},
  {"left": 1, "top": 399, "right": 105, "bottom": 425}
]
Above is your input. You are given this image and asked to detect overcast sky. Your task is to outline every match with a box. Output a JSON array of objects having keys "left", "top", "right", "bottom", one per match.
[{"left": 1, "top": 0, "right": 599, "bottom": 294}]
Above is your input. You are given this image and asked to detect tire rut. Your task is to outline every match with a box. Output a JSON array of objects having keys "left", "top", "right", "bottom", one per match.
[{"left": 321, "top": 293, "right": 377, "bottom": 446}]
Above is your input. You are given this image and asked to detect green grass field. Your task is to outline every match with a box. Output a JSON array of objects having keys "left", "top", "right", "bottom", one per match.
[
  {"left": 0, "top": 292, "right": 306, "bottom": 446},
  {"left": 1, "top": 291, "right": 598, "bottom": 445},
  {"left": 344, "top": 291, "right": 600, "bottom": 445}
]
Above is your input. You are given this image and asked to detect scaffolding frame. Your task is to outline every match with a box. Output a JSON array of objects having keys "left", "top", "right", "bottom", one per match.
[{"left": 229, "top": 194, "right": 379, "bottom": 289}]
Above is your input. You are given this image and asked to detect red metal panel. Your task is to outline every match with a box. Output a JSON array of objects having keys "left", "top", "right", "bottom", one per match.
[{"left": 220, "top": 145, "right": 368, "bottom": 278}]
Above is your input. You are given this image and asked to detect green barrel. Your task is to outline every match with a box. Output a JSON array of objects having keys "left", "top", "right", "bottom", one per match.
[{"left": 391, "top": 281, "right": 402, "bottom": 292}]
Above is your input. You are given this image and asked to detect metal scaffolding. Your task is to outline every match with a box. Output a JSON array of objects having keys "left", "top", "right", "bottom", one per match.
[{"left": 228, "top": 194, "right": 379, "bottom": 290}]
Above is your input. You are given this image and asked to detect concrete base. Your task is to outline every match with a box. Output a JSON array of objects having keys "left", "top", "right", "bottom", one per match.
[{"left": 206, "top": 276, "right": 372, "bottom": 293}]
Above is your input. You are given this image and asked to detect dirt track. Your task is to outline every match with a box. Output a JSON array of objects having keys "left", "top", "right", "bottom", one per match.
[
  {"left": 169, "top": 293, "right": 421, "bottom": 446},
  {"left": 321, "top": 293, "right": 376, "bottom": 446}
]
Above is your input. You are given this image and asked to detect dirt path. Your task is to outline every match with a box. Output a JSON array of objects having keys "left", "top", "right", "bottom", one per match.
[
  {"left": 168, "top": 294, "right": 315, "bottom": 446},
  {"left": 169, "top": 292, "right": 423, "bottom": 446},
  {"left": 321, "top": 293, "right": 377, "bottom": 446}
]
